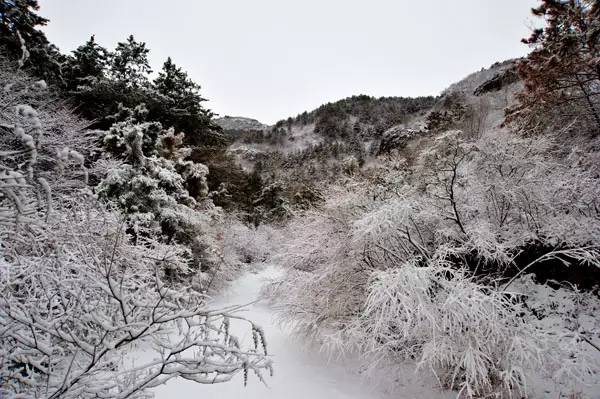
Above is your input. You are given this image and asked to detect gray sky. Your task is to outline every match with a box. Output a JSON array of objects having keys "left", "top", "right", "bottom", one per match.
[{"left": 40, "top": 0, "right": 538, "bottom": 124}]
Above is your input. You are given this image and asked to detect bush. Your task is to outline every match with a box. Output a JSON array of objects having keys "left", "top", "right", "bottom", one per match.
[
  {"left": 266, "top": 125, "right": 600, "bottom": 397},
  {"left": 0, "top": 73, "right": 271, "bottom": 398}
]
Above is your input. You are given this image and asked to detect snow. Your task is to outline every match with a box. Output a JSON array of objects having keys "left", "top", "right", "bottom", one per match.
[{"left": 151, "top": 265, "right": 396, "bottom": 399}]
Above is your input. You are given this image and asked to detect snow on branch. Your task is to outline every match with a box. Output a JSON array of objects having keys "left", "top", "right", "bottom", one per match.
[{"left": 0, "top": 67, "right": 271, "bottom": 398}]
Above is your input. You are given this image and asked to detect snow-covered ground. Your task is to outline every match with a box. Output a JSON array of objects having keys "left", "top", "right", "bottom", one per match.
[{"left": 150, "top": 265, "right": 397, "bottom": 399}]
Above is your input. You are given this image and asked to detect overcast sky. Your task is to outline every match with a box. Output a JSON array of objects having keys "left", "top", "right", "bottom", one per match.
[{"left": 40, "top": 0, "right": 538, "bottom": 124}]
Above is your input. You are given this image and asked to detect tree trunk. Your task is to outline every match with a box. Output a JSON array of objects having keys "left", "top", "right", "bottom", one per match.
[{"left": 576, "top": 74, "right": 600, "bottom": 134}]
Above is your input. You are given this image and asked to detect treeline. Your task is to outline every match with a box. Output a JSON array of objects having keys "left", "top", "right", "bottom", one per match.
[
  {"left": 230, "top": 95, "right": 437, "bottom": 178},
  {"left": 233, "top": 95, "right": 436, "bottom": 146},
  {"left": 289, "top": 94, "right": 435, "bottom": 138},
  {"left": 2, "top": 2, "right": 218, "bottom": 142},
  {"left": 0, "top": 0, "right": 277, "bottom": 221},
  {"left": 223, "top": 96, "right": 439, "bottom": 221}
]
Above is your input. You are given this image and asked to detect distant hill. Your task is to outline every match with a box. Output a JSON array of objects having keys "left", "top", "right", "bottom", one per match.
[
  {"left": 214, "top": 116, "right": 269, "bottom": 131},
  {"left": 225, "top": 59, "right": 523, "bottom": 180},
  {"left": 227, "top": 94, "right": 437, "bottom": 160}
]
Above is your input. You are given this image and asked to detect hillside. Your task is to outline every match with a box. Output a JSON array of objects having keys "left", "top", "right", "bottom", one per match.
[
  {"left": 220, "top": 60, "right": 523, "bottom": 220},
  {"left": 227, "top": 59, "right": 519, "bottom": 165},
  {"left": 257, "top": 54, "right": 600, "bottom": 399},
  {"left": 228, "top": 94, "right": 436, "bottom": 158},
  {"left": 214, "top": 115, "right": 269, "bottom": 131}
]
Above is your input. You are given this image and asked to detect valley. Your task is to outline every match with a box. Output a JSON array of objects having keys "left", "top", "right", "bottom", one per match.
[{"left": 1, "top": 2, "right": 600, "bottom": 399}]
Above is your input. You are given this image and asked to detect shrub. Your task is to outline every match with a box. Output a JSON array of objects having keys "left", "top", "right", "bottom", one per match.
[{"left": 0, "top": 70, "right": 271, "bottom": 398}]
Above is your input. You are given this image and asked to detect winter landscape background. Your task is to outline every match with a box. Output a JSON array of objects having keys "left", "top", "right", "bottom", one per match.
[{"left": 1, "top": 1, "right": 600, "bottom": 398}]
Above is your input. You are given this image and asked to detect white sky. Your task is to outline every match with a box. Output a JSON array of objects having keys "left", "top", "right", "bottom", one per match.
[{"left": 40, "top": 0, "right": 538, "bottom": 124}]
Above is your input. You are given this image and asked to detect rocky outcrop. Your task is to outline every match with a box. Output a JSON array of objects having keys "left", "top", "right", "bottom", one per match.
[
  {"left": 377, "top": 126, "right": 420, "bottom": 154},
  {"left": 473, "top": 67, "right": 519, "bottom": 96},
  {"left": 215, "top": 116, "right": 268, "bottom": 131}
]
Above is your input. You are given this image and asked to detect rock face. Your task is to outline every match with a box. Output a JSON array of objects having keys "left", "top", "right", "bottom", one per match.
[
  {"left": 214, "top": 116, "right": 268, "bottom": 131},
  {"left": 473, "top": 67, "right": 519, "bottom": 96},
  {"left": 377, "top": 126, "right": 420, "bottom": 154}
]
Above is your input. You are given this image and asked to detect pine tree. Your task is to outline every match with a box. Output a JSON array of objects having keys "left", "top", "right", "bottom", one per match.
[
  {"left": 511, "top": 0, "right": 600, "bottom": 134},
  {"left": 109, "top": 35, "right": 152, "bottom": 87},
  {"left": 0, "top": 0, "right": 63, "bottom": 82},
  {"left": 0, "top": 0, "right": 48, "bottom": 49},
  {"left": 65, "top": 35, "right": 109, "bottom": 89},
  {"left": 154, "top": 57, "right": 204, "bottom": 113},
  {"left": 151, "top": 56, "right": 224, "bottom": 147}
]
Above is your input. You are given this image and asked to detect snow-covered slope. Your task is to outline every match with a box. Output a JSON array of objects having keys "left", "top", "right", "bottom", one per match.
[{"left": 224, "top": 60, "right": 523, "bottom": 173}]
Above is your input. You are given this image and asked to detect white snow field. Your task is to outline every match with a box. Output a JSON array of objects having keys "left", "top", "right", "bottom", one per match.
[{"left": 150, "top": 265, "right": 446, "bottom": 399}]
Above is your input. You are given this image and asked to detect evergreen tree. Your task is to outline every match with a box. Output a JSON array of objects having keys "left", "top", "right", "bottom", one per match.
[
  {"left": 511, "top": 0, "right": 600, "bottom": 134},
  {"left": 151, "top": 56, "right": 223, "bottom": 147},
  {"left": 110, "top": 35, "right": 152, "bottom": 87},
  {"left": 0, "top": 0, "right": 48, "bottom": 49},
  {"left": 0, "top": 0, "right": 63, "bottom": 82},
  {"left": 154, "top": 57, "right": 204, "bottom": 113},
  {"left": 65, "top": 35, "right": 109, "bottom": 89},
  {"left": 299, "top": 111, "right": 309, "bottom": 125}
]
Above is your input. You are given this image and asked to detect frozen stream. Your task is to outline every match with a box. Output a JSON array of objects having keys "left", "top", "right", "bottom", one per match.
[{"left": 151, "top": 264, "right": 395, "bottom": 399}]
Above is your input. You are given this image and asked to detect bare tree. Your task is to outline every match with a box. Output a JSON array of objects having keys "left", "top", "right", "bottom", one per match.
[{"left": 1, "top": 65, "right": 271, "bottom": 399}]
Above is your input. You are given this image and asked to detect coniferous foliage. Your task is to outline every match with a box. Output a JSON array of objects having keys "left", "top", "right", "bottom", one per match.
[
  {"left": 63, "top": 35, "right": 109, "bottom": 89},
  {"left": 0, "top": 3, "right": 222, "bottom": 149},
  {"left": 64, "top": 35, "right": 224, "bottom": 149},
  {"left": 0, "top": 0, "right": 48, "bottom": 51},
  {"left": 155, "top": 57, "right": 203, "bottom": 111},
  {"left": 152, "top": 57, "right": 224, "bottom": 147},
  {"left": 109, "top": 34, "right": 152, "bottom": 87},
  {"left": 0, "top": 0, "right": 63, "bottom": 81},
  {"left": 510, "top": 0, "right": 600, "bottom": 134},
  {"left": 302, "top": 94, "right": 436, "bottom": 139}
]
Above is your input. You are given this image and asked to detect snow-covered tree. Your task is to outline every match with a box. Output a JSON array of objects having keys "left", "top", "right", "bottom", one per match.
[
  {"left": 267, "top": 118, "right": 600, "bottom": 397},
  {"left": 96, "top": 103, "right": 221, "bottom": 275},
  {"left": 0, "top": 60, "right": 271, "bottom": 398},
  {"left": 154, "top": 57, "right": 205, "bottom": 114},
  {"left": 510, "top": 0, "right": 600, "bottom": 134},
  {"left": 64, "top": 35, "right": 109, "bottom": 89},
  {"left": 109, "top": 35, "right": 152, "bottom": 88}
]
